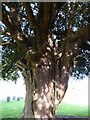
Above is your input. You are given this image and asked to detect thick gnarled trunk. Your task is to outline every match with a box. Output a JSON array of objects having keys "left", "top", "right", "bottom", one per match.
[
  {"left": 22, "top": 58, "right": 70, "bottom": 119},
  {"left": 32, "top": 82, "right": 68, "bottom": 119},
  {"left": 21, "top": 27, "right": 71, "bottom": 119}
]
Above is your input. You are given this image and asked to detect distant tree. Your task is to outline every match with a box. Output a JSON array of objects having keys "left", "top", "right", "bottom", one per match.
[{"left": 1, "top": 2, "right": 90, "bottom": 119}]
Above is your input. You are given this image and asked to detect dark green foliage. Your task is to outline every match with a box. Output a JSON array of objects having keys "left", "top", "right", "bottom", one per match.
[
  {"left": 1, "top": 41, "right": 21, "bottom": 81},
  {"left": 72, "top": 41, "right": 90, "bottom": 79},
  {"left": 1, "top": 2, "right": 90, "bottom": 81},
  {"left": 53, "top": 2, "right": 90, "bottom": 79}
]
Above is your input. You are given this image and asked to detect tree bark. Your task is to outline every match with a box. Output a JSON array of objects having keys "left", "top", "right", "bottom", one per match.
[
  {"left": 19, "top": 60, "right": 69, "bottom": 119},
  {"left": 22, "top": 70, "right": 34, "bottom": 118},
  {"left": 19, "top": 39, "right": 71, "bottom": 119},
  {"left": 29, "top": 56, "right": 69, "bottom": 120},
  {"left": 33, "top": 71, "right": 69, "bottom": 119}
]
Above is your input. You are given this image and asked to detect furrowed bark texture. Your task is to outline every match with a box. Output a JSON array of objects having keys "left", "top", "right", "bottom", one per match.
[
  {"left": 21, "top": 51, "right": 70, "bottom": 119},
  {"left": 33, "top": 69, "right": 69, "bottom": 119},
  {"left": 19, "top": 27, "right": 81, "bottom": 119},
  {"left": 22, "top": 70, "right": 34, "bottom": 118}
]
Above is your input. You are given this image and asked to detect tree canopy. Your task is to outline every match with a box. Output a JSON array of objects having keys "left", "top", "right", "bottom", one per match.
[{"left": 1, "top": 2, "right": 90, "bottom": 80}]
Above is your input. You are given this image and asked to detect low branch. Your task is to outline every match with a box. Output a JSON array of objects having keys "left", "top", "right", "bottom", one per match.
[
  {"left": 16, "top": 61, "right": 28, "bottom": 70},
  {"left": 0, "top": 42, "right": 2, "bottom": 46},
  {"left": 16, "top": 63, "right": 24, "bottom": 70},
  {"left": 74, "top": 24, "right": 90, "bottom": 41},
  {"left": 1, "top": 41, "right": 12, "bottom": 46},
  {"left": 69, "top": 24, "right": 90, "bottom": 58},
  {"left": 65, "top": 23, "right": 90, "bottom": 44}
]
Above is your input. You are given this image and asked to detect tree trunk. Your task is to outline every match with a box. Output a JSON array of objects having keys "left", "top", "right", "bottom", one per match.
[
  {"left": 21, "top": 53, "right": 70, "bottom": 119},
  {"left": 21, "top": 31, "right": 71, "bottom": 119},
  {"left": 32, "top": 68, "right": 69, "bottom": 119},
  {"left": 20, "top": 66, "right": 69, "bottom": 119},
  {"left": 32, "top": 81, "right": 68, "bottom": 119},
  {"left": 22, "top": 70, "right": 34, "bottom": 118}
]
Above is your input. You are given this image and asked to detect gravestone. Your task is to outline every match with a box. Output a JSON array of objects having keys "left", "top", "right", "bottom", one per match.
[
  {"left": 17, "top": 97, "right": 20, "bottom": 101},
  {"left": 20, "top": 97, "right": 23, "bottom": 99},
  {"left": 13, "top": 96, "right": 16, "bottom": 100},
  {"left": 7, "top": 96, "right": 10, "bottom": 102}
]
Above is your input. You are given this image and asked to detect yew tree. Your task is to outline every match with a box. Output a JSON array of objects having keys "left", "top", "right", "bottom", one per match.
[{"left": 1, "top": 2, "right": 90, "bottom": 119}]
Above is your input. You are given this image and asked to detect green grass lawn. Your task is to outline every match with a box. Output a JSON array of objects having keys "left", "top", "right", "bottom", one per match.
[
  {"left": 56, "top": 101, "right": 89, "bottom": 117},
  {"left": 0, "top": 99, "right": 89, "bottom": 118},
  {"left": 1, "top": 99, "right": 24, "bottom": 118}
]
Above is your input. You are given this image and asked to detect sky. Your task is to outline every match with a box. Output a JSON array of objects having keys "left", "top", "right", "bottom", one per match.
[
  {"left": 63, "top": 76, "right": 88, "bottom": 106},
  {"left": 0, "top": 75, "right": 25, "bottom": 99}
]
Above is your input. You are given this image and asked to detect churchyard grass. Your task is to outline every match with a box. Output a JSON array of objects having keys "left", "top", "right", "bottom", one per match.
[{"left": 0, "top": 99, "right": 89, "bottom": 118}]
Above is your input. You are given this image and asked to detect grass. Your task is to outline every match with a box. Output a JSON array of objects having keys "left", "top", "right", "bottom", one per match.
[
  {"left": 56, "top": 101, "right": 89, "bottom": 117},
  {"left": 0, "top": 99, "right": 89, "bottom": 118},
  {"left": 0, "top": 99, "right": 24, "bottom": 118}
]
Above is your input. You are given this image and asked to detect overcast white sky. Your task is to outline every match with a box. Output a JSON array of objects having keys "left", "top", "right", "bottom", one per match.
[
  {"left": 0, "top": 75, "right": 25, "bottom": 99},
  {"left": 63, "top": 76, "right": 88, "bottom": 106}
]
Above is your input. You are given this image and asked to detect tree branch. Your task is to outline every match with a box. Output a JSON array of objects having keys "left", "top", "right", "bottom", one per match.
[
  {"left": 43, "top": 3, "right": 51, "bottom": 27},
  {"left": 75, "top": 24, "right": 90, "bottom": 41},
  {"left": 1, "top": 41, "right": 12, "bottom": 46},
  {"left": 69, "top": 24, "right": 90, "bottom": 58},
  {"left": 17, "top": 61, "right": 28, "bottom": 70},
  {"left": 23, "top": 3, "right": 37, "bottom": 28},
  {"left": 2, "top": 5, "right": 14, "bottom": 34}
]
